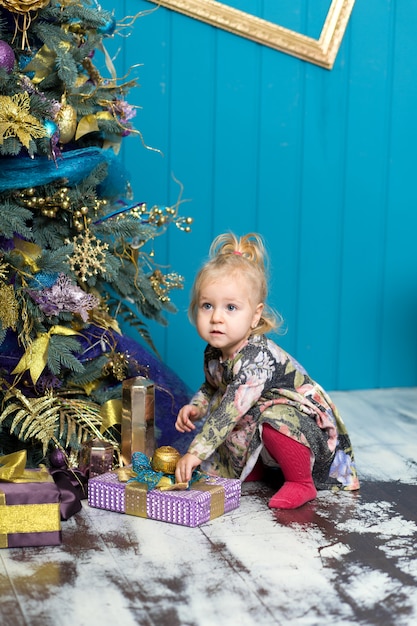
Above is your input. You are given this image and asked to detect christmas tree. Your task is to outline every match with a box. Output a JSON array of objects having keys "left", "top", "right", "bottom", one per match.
[{"left": 0, "top": 0, "right": 192, "bottom": 466}]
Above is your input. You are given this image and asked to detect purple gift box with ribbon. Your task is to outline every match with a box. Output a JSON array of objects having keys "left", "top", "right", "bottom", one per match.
[
  {"left": 0, "top": 451, "right": 62, "bottom": 549},
  {"left": 88, "top": 471, "right": 241, "bottom": 527}
]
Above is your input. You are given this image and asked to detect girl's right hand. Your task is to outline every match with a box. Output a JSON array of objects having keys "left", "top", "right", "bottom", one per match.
[{"left": 175, "top": 404, "right": 201, "bottom": 432}]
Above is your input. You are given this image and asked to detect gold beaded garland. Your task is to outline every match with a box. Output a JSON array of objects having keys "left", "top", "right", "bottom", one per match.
[
  {"left": 101, "top": 352, "right": 129, "bottom": 381},
  {"left": 16, "top": 186, "right": 107, "bottom": 230},
  {"left": 149, "top": 269, "right": 184, "bottom": 302}
]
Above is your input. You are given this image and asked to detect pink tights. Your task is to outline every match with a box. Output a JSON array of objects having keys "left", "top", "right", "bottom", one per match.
[{"left": 262, "top": 424, "right": 317, "bottom": 509}]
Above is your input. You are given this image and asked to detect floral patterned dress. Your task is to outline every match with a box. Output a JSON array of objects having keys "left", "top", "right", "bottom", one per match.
[{"left": 187, "top": 334, "right": 359, "bottom": 491}]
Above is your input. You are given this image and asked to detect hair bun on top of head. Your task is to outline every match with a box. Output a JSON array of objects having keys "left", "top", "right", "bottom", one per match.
[
  {"left": 189, "top": 231, "right": 280, "bottom": 334},
  {"left": 209, "top": 232, "right": 267, "bottom": 268}
]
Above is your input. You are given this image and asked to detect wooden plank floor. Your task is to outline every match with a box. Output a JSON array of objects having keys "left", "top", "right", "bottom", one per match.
[{"left": 1, "top": 388, "right": 417, "bottom": 626}]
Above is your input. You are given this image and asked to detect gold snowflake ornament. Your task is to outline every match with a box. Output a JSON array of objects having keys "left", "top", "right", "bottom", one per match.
[
  {"left": 0, "top": 92, "right": 47, "bottom": 149},
  {"left": 67, "top": 230, "right": 109, "bottom": 283}
]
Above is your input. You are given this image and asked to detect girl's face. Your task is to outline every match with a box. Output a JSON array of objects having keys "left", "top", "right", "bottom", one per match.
[{"left": 196, "top": 273, "right": 263, "bottom": 360}]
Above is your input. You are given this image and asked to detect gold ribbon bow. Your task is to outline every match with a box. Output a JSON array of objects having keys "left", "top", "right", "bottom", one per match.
[
  {"left": 99, "top": 398, "right": 122, "bottom": 433},
  {"left": 12, "top": 237, "right": 42, "bottom": 272},
  {"left": 12, "top": 325, "right": 80, "bottom": 384},
  {"left": 0, "top": 450, "right": 51, "bottom": 483}
]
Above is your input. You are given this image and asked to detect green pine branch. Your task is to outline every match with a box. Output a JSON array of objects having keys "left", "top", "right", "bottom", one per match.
[{"left": 47, "top": 335, "right": 85, "bottom": 377}]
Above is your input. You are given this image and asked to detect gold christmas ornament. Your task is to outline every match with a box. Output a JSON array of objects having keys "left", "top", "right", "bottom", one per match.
[
  {"left": 56, "top": 102, "right": 77, "bottom": 144},
  {"left": 151, "top": 446, "right": 181, "bottom": 475}
]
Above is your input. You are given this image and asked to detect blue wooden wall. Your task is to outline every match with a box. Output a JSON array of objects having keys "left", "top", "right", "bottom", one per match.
[{"left": 99, "top": 0, "right": 417, "bottom": 393}]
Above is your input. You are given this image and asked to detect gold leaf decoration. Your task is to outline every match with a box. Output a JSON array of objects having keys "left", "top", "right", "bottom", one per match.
[
  {"left": 58, "top": 397, "right": 119, "bottom": 448},
  {"left": 1, "top": 389, "right": 60, "bottom": 455},
  {"left": 0, "top": 390, "right": 120, "bottom": 456}
]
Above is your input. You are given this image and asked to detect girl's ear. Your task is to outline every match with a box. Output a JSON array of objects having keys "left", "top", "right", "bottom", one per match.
[{"left": 252, "top": 303, "right": 264, "bottom": 329}]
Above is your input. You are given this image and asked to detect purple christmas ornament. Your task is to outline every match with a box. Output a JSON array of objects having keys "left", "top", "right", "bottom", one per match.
[
  {"left": 0, "top": 41, "right": 15, "bottom": 73},
  {"left": 49, "top": 447, "right": 68, "bottom": 469}
]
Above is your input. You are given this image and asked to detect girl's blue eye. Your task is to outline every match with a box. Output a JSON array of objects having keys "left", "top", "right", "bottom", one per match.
[
  {"left": 202, "top": 302, "right": 212, "bottom": 310},
  {"left": 227, "top": 304, "right": 237, "bottom": 311}
]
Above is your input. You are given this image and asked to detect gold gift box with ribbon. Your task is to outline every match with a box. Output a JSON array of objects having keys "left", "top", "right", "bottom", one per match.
[{"left": 0, "top": 451, "right": 61, "bottom": 549}]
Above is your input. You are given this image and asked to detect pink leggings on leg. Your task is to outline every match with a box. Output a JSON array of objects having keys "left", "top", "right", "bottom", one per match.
[{"left": 262, "top": 423, "right": 317, "bottom": 509}]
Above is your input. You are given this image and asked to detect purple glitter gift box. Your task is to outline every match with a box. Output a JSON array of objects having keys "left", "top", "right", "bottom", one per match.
[
  {"left": 88, "top": 471, "right": 241, "bottom": 527},
  {"left": 0, "top": 475, "right": 62, "bottom": 549}
]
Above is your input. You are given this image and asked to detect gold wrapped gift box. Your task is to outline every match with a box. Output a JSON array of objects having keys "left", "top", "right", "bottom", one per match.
[{"left": 121, "top": 376, "right": 155, "bottom": 464}]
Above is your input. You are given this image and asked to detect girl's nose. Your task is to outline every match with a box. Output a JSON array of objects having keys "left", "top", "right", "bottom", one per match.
[{"left": 210, "top": 307, "right": 223, "bottom": 323}]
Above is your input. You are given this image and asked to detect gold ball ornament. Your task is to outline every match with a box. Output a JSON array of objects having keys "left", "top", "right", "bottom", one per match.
[
  {"left": 0, "top": 0, "right": 51, "bottom": 12},
  {"left": 56, "top": 103, "right": 77, "bottom": 144},
  {"left": 151, "top": 446, "right": 181, "bottom": 475}
]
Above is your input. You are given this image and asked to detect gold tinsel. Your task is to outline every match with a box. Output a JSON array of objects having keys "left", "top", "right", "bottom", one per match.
[{"left": 0, "top": 282, "right": 19, "bottom": 330}]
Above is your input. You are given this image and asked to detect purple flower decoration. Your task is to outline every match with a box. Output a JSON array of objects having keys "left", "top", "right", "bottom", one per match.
[
  {"left": 29, "top": 273, "right": 100, "bottom": 322},
  {"left": 113, "top": 99, "right": 136, "bottom": 123}
]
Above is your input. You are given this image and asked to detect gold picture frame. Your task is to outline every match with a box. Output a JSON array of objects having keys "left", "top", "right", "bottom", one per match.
[{"left": 145, "top": 0, "right": 356, "bottom": 70}]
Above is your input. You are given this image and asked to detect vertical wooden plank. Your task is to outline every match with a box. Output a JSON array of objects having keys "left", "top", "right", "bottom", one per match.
[
  {"left": 284, "top": 11, "right": 350, "bottom": 389},
  {"left": 380, "top": 0, "right": 417, "bottom": 386},
  {"left": 211, "top": 36, "right": 262, "bottom": 234},
  {"left": 122, "top": 2, "right": 174, "bottom": 357},
  {"left": 337, "top": 0, "right": 394, "bottom": 389},
  {"left": 160, "top": 11, "right": 219, "bottom": 392},
  {"left": 256, "top": 7, "right": 306, "bottom": 360}
]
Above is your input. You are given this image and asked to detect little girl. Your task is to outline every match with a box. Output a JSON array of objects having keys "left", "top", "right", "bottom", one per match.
[{"left": 175, "top": 232, "right": 359, "bottom": 509}]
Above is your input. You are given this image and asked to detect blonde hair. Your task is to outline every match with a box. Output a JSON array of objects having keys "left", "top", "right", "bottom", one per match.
[{"left": 189, "top": 232, "right": 280, "bottom": 335}]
